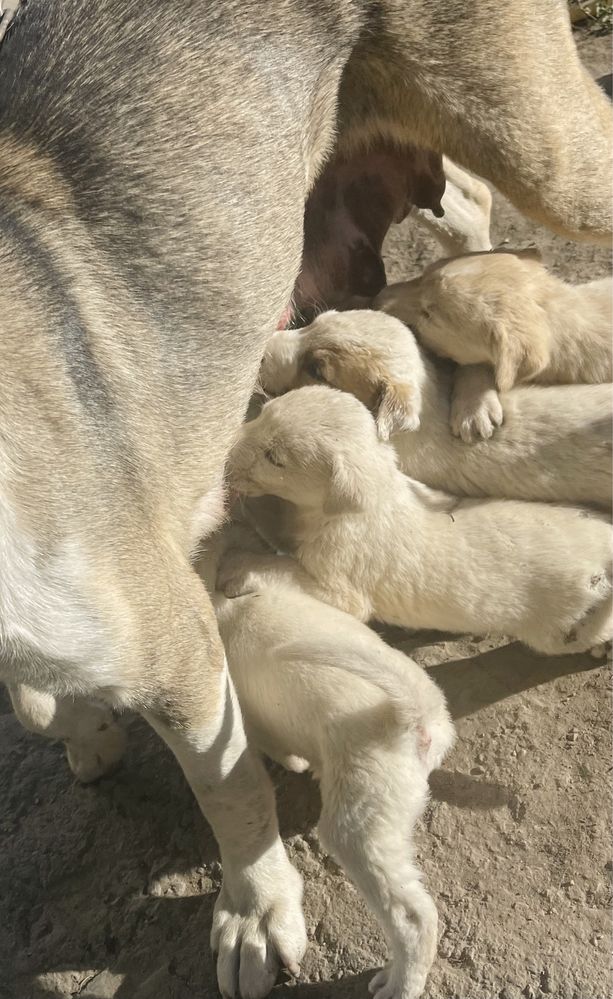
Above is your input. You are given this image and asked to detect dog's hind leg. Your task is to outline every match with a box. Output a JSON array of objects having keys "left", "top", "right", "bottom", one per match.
[
  {"left": 8, "top": 682, "right": 127, "bottom": 783},
  {"left": 141, "top": 565, "right": 306, "bottom": 999},
  {"left": 318, "top": 745, "right": 437, "bottom": 999}
]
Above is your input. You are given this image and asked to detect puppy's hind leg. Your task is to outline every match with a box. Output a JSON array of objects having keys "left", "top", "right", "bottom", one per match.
[
  {"left": 8, "top": 683, "right": 127, "bottom": 783},
  {"left": 318, "top": 743, "right": 437, "bottom": 999}
]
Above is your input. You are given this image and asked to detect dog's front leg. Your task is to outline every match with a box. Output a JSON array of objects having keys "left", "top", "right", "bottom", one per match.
[{"left": 143, "top": 579, "right": 306, "bottom": 999}]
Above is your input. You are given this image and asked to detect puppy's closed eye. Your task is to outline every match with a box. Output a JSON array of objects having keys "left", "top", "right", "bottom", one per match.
[
  {"left": 264, "top": 447, "right": 285, "bottom": 468},
  {"left": 305, "top": 358, "right": 327, "bottom": 383}
]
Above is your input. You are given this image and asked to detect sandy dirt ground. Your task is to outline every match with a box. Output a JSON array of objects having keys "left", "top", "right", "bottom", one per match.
[{"left": 1, "top": 28, "right": 611, "bottom": 999}]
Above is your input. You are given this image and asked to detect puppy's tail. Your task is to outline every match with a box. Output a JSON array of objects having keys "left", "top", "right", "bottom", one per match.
[{"left": 379, "top": 669, "right": 455, "bottom": 772}]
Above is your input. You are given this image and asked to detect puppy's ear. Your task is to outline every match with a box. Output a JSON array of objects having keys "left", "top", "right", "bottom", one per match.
[
  {"left": 491, "top": 313, "right": 548, "bottom": 391},
  {"left": 323, "top": 453, "right": 366, "bottom": 516},
  {"left": 374, "top": 381, "right": 421, "bottom": 440}
]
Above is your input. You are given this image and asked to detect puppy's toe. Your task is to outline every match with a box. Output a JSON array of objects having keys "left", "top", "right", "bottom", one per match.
[
  {"left": 369, "top": 968, "right": 397, "bottom": 999},
  {"left": 473, "top": 410, "right": 495, "bottom": 440},
  {"left": 487, "top": 394, "right": 504, "bottom": 428},
  {"left": 283, "top": 754, "right": 311, "bottom": 773},
  {"left": 369, "top": 968, "right": 389, "bottom": 995},
  {"left": 590, "top": 642, "right": 611, "bottom": 660},
  {"left": 369, "top": 961, "right": 427, "bottom": 999}
]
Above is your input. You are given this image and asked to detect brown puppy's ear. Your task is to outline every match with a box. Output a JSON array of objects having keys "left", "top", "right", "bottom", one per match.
[
  {"left": 491, "top": 314, "right": 549, "bottom": 391},
  {"left": 375, "top": 381, "right": 420, "bottom": 441},
  {"left": 323, "top": 453, "right": 366, "bottom": 516}
]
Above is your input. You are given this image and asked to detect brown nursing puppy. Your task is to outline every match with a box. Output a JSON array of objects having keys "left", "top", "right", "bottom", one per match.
[{"left": 0, "top": 2, "right": 610, "bottom": 997}]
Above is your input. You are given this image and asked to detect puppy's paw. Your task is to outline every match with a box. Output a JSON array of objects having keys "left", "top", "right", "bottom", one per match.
[
  {"left": 211, "top": 846, "right": 306, "bottom": 999},
  {"left": 450, "top": 389, "right": 504, "bottom": 442},
  {"left": 369, "top": 962, "right": 425, "bottom": 999},
  {"left": 65, "top": 716, "right": 127, "bottom": 783},
  {"left": 590, "top": 642, "right": 611, "bottom": 660},
  {"left": 282, "top": 754, "right": 310, "bottom": 773}
]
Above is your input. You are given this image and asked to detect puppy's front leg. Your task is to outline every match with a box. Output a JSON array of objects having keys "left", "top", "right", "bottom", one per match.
[
  {"left": 144, "top": 573, "right": 306, "bottom": 999},
  {"left": 450, "top": 363, "right": 503, "bottom": 442}
]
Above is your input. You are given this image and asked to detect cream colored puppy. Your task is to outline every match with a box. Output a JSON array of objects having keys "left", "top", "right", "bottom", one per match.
[
  {"left": 198, "top": 529, "right": 454, "bottom": 999},
  {"left": 259, "top": 311, "right": 612, "bottom": 509},
  {"left": 228, "top": 387, "right": 612, "bottom": 655},
  {"left": 375, "top": 249, "right": 612, "bottom": 391},
  {"left": 411, "top": 157, "right": 492, "bottom": 255}
]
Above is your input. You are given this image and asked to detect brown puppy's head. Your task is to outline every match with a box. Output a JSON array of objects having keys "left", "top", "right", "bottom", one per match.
[
  {"left": 259, "top": 310, "right": 427, "bottom": 440},
  {"left": 292, "top": 143, "right": 446, "bottom": 323},
  {"left": 228, "top": 385, "right": 393, "bottom": 516},
  {"left": 374, "top": 247, "right": 550, "bottom": 391}
]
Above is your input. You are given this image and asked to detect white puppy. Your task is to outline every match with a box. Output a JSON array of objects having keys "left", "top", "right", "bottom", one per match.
[
  {"left": 198, "top": 530, "right": 454, "bottom": 999},
  {"left": 259, "top": 310, "right": 612, "bottom": 509},
  {"left": 374, "top": 249, "right": 612, "bottom": 390},
  {"left": 411, "top": 157, "right": 492, "bottom": 255},
  {"left": 228, "top": 386, "right": 612, "bottom": 655}
]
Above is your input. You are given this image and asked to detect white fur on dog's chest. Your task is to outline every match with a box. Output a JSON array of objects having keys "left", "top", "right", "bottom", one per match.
[{"left": 0, "top": 491, "right": 111, "bottom": 690}]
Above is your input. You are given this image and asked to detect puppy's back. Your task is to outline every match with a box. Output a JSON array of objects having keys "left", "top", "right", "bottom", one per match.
[{"left": 215, "top": 580, "right": 452, "bottom": 771}]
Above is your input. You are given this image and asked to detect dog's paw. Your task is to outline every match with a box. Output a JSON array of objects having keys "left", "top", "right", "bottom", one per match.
[
  {"left": 450, "top": 389, "right": 503, "bottom": 442},
  {"left": 211, "top": 848, "right": 306, "bottom": 999},
  {"left": 368, "top": 963, "right": 424, "bottom": 999},
  {"left": 65, "top": 716, "right": 127, "bottom": 783}
]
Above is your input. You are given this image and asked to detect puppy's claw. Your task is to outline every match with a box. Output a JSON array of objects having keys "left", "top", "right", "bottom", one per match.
[{"left": 452, "top": 396, "right": 504, "bottom": 443}]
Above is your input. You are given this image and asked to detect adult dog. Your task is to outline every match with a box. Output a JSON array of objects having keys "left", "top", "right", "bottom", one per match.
[{"left": 0, "top": 2, "right": 610, "bottom": 997}]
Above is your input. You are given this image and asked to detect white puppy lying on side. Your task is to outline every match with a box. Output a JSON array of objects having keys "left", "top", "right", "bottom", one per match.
[
  {"left": 411, "top": 157, "right": 492, "bottom": 255},
  {"left": 259, "top": 310, "right": 612, "bottom": 509},
  {"left": 197, "top": 528, "right": 454, "bottom": 999},
  {"left": 228, "top": 387, "right": 612, "bottom": 655},
  {"left": 374, "top": 249, "right": 612, "bottom": 391}
]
